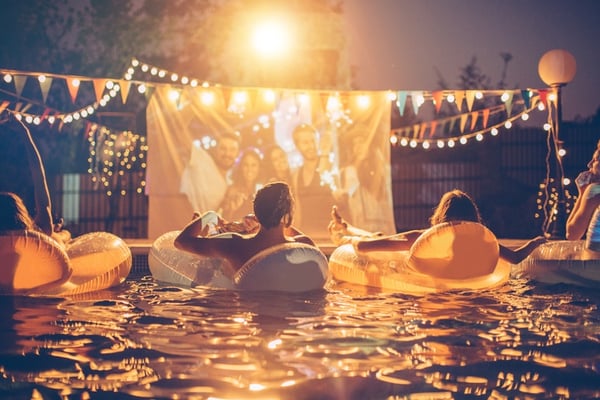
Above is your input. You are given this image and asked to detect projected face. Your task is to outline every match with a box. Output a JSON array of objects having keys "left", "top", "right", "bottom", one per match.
[
  {"left": 240, "top": 152, "right": 261, "bottom": 184},
  {"left": 269, "top": 147, "right": 290, "bottom": 179},
  {"left": 215, "top": 137, "right": 240, "bottom": 171},
  {"left": 292, "top": 126, "right": 318, "bottom": 162}
]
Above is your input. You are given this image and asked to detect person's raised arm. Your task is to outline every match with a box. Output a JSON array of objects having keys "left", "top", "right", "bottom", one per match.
[{"left": 16, "top": 116, "right": 54, "bottom": 236}]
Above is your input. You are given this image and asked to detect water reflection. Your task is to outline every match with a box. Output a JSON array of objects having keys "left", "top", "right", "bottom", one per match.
[{"left": 0, "top": 277, "right": 599, "bottom": 399}]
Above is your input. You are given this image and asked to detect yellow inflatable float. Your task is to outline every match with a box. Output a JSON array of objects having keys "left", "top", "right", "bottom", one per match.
[
  {"left": 328, "top": 221, "right": 511, "bottom": 295},
  {"left": 0, "top": 231, "right": 132, "bottom": 296}
]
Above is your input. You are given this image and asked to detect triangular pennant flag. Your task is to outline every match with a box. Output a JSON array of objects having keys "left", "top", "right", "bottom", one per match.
[
  {"left": 221, "top": 87, "right": 232, "bottom": 110},
  {"left": 66, "top": 78, "right": 81, "bottom": 103},
  {"left": 411, "top": 91, "right": 423, "bottom": 115},
  {"left": 432, "top": 91, "right": 444, "bottom": 113},
  {"left": 482, "top": 108, "right": 490, "bottom": 127},
  {"left": 247, "top": 88, "right": 258, "bottom": 112},
  {"left": 396, "top": 91, "right": 408, "bottom": 116},
  {"left": 538, "top": 89, "right": 549, "bottom": 108},
  {"left": 504, "top": 92, "right": 514, "bottom": 116},
  {"left": 465, "top": 90, "right": 476, "bottom": 111},
  {"left": 0, "top": 100, "right": 9, "bottom": 114},
  {"left": 39, "top": 77, "right": 53, "bottom": 103},
  {"left": 521, "top": 89, "right": 531, "bottom": 109},
  {"left": 13, "top": 75, "right": 27, "bottom": 97},
  {"left": 144, "top": 85, "right": 156, "bottom": 102},
  {"left": 470, "top": 111, "right": 478, "bottom": 130},
  {"left": 418, "top": 123, "right": 427, "bottom": 139},
  {"left": 174, "top": 86, "right": 183, "bottom": 109},
  {"left": 41, "top": 108, "right": 51, "bottom": 120},
  {"left": 460, "top": 113, "right": 468, "bottom": 133},
  {"left": 448, "top": 117, "right": 456, "bottom": 134},
  {"left": 429, "top": 120, "right": 438, "bottom": 137},
  {"left": 120, "top": 80, "right": 131, "bottom": 104},
  {"left": 93, "top": 79, "right": 107, "bottom": 101},
  {"left": 454, "top": 91, "right": 465, "bottom": 112}
]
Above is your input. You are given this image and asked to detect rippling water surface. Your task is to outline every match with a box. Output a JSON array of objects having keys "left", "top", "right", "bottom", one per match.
[{"left": 1, "top": 276, "right": 599, "bottom": 399}]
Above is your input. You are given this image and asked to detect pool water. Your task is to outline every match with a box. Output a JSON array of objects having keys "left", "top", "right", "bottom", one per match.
[{"left": 1, "top": 276, "right": 599, "bottom": 399}]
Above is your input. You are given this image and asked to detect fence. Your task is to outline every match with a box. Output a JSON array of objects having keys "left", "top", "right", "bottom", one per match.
[{"left": 49, "top": 124, "right": 598, "bottom": 240}]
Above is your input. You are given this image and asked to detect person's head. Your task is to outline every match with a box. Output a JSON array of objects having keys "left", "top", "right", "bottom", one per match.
[
  {"left": 429, "top": 189, "right": 482, "bottom": 226},
  {"left": 230, "top": 147, "right": 262, "bottom": 187},
  {"left": 0, "top": 192, "right": 35, "bottom": 231},
  {"left": 213, "top": 132, "right": 241, "bottom": 171},
  {"left": 263, "top": 144, "right": 290, "bottom": 181},
  {"left": 292, "top": 124, "right": 319, "bottom": 161},
  {"left": 253, "top": 181, "right": 294, "bottom": 229},
  {"left": 587, "top": 144, "right": 600, "bottom": 176}
]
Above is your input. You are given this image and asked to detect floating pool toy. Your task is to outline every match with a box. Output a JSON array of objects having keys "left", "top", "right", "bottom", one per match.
[
  {"left": 149, "top": 230, "right": 329, "bottom": 292},
  {"left": 0, "top": 231, "right": 132, "bottom": 296},
  {"left": 328, "top": 221, "right": 511, "bottom": 295},
  {"left": 514, "top": 240, "right": 600, "bottom": 287}
]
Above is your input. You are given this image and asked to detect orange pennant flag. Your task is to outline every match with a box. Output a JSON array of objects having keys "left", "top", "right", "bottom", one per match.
[
  {"left": 221, "top": 87, "right": 232, "bottom": 110},
  {"left": 0, "top": 100, "right": 9, "bottom": 114},
  {"left": 120, "top": 80, "right": 131, "bottom": 104},
  {"left": 482, "top": 108, "right": 490, "bottom": 127},
  {"left": 39, "top": 77, "right": 53, "bottom": 103},
  {"left": 432, "top": 91, "right": 444, "bottom": 113},
  {"left": 470, "top": 111, "right": 478, "bottom": 130},
  {"left": 418, "top": 123, "right": 426, "bottom": 139},
  {"left": 92, "top": 79, "right": 107, "bottom": 102},
  {"left": 465, "top": 90, "right": 476, "bottom": 111},
  {"left": 460, "top": 113, "right": 468, "bottom": 133},
  {"left": 454, "top": 91, "right": 465, "bottom": 112},
  {"left": 412, "top": 124, "right": 419, "bottom": 139},
  {"left": 66, "top": 78, "right": 81, "bottom": 103}
]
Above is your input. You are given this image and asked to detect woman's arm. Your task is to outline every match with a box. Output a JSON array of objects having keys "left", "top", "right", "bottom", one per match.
[
  {"left": 499, "top": 236, "right": 547, "bottom": 264},
  {"left": 354, "top": 230, "right": 423, "bottom": 252},
  {"left": 18, "top": 117, "right": 54, "bottom": 236}
]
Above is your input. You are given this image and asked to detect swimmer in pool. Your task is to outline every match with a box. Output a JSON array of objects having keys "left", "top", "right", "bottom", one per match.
[
  {"left": 175, "top": 181, "right": 317, "bottom": 275},
  {"left": 329, "top": 189, "right": 546, "bottom": 264}
]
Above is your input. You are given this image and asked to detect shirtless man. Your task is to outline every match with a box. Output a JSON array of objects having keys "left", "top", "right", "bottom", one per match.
[{"left": 174, "top": 181, "right": 317, "bottom": 275}]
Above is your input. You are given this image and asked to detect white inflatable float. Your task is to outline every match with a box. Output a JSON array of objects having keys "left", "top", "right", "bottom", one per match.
[
  {"left": 328, "top": 221, "right": 511, "bottom": 295},
  {"left": 0, "top": 230, "right": 132, "bottom": 296},
  {"left": 513, "top": 240, "right": 600, "bottom": 287},
  {"left": 149, "top": 230, "right": 329, "bottom": 292}
]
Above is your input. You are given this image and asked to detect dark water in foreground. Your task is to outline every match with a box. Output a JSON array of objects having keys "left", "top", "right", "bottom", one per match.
[{"left": 1, "top": 277, "right": 599, "bottom": 400}]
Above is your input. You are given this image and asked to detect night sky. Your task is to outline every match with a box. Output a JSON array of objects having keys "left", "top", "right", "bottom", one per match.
[{"left": 342, "top": 0, "right": 600, "bottom": 120}]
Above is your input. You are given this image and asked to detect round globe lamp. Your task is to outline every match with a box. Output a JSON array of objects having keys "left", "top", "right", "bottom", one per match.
[{"left": 538, "top": 49, "right": 576, "bottom": 87}]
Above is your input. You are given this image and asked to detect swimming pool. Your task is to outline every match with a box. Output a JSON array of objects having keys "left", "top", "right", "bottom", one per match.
[{"left": 1, "top": 275, "right": 599, "bottom": 399}]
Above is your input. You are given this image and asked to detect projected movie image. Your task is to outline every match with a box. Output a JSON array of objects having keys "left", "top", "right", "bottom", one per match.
[{"left": 146, "top": 87, "right": 394, "bottom": 240}]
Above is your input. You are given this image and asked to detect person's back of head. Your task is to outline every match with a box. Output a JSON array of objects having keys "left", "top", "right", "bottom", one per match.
[
  {"left": 253, "top": 181, "right": 294, "bottom": 229},
  {"left": 429, "top": 189, "right": 482, "bottom": 226},
  {"left": 0, "top": 192, "right": 35, "bottom": 231}
]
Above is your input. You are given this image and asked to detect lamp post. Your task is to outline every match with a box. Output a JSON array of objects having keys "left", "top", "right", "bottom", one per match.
[{"left": 538, "top": 49, "right": 576, "bottom": 239}]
